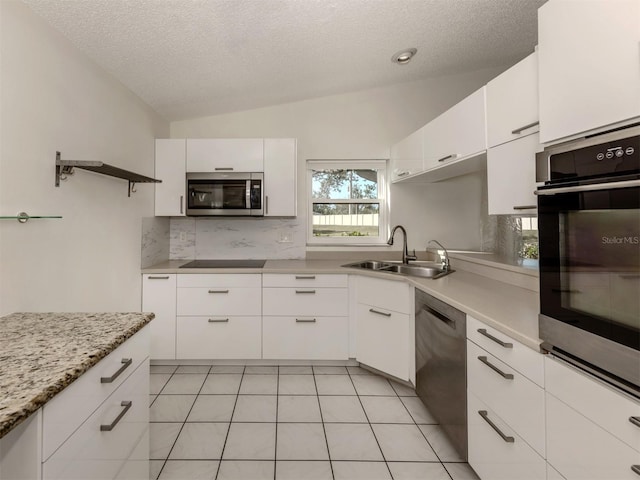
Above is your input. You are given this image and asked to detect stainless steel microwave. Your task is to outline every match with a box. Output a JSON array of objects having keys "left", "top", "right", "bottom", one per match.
[{"left": 186, "top": 172, "right": 264, "bottom": 216}]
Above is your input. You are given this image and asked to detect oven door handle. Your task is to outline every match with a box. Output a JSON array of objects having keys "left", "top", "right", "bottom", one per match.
[{"left": 535, "top": 179, "right": 640, "bottom": 196}]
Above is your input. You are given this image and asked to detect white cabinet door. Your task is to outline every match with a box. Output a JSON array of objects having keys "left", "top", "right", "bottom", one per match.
[
  {"left": 423, "top": 87, "right": 487, "bottom": 170},
  {"left": 546, "top": 393, "right": 640, "bottom": 480},
  {"left": 142, "top": 274, "right": 176, "bottom": 360},
  {"left": 0, "top": 411, "right": 41, "bottom": 480},
  {"left": 390, "top": 126, "right": 424, "bottom": 182},
  {"left": 155, "top": 139, "right": 186, "bottom": 216},
  {"left": 264, "top": 138, "right": 297, "bottom": 216},
  {"left": 487, "top": 132, "right": 540, "bottom": 215},
  {"left": 176, "top": 316, "right": 261, "bottom": 359},
  {"left": 538, "top": 0, "right": 640, "bottom": 143},
  {"left": 356, "top": 303, "right": 409, "bottom": 380},
  {"left": 186, "top": 138, "right": 264, "bottom": 172},
  {"left": 486, "top": 52, "right": 539, "bottom": 148}
]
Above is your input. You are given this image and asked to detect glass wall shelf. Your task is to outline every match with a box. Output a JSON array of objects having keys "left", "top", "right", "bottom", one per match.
[{"left": 0, "top": 212, "right": 62, "bottom": 223}]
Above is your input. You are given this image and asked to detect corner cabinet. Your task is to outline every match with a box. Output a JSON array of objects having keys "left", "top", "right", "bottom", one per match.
[
  {"left": 390, "top": 127, "right": 424, "bottom": 182},
  {"left": 538, "top": 0, "right": 640, "bottom": 144},
  {"left": 186, "top": 138, "right": 264, "bottom": 172},
  {"left": 264, "top": 138, "right": 297, "bottom": 217},
  {"left": 154, "top": 139, "right": 186, "bottom": 216}
]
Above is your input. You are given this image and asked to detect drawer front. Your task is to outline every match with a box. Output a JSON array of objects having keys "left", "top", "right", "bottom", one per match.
[
  {"left": 468, "top": 392, "right": 547, "bottom": 480},
  {"left": 177, "top": 287, "right": 261, "bottom": 316},
  {"left": 467, "top": 315, "right": 544, "bottom": 387},
  {"left": 467, "top": 341, "right": 545, "bottom": 457},
  {"left": 262, "top": 273, "right": 347, "bottom": 288},
  {"left": 42, "top": 327, "right": 149, "bottom": 461},
  {"left": 263, "top": 288, "right": 348, "bottom": 316},
  {"left": 177, "top": 274, "right": 261, "bottom": 288},
  {"left": 43, "top": 359, "right": 149, "bottom": 480},
  {"left": 356, "top": 276, "right": 411, "bottom": 314},
  {"left": 176, "top": 316, "right": 261, "bottom": 359},
  {"left": 546, "top": 393, "right": 640, "bottom": 480},
  {"left": 262, "top": 316, "right": 349, "bottom": 360},
  {"left": 545, "top": 356, "right": 640, "bottom": 452}
]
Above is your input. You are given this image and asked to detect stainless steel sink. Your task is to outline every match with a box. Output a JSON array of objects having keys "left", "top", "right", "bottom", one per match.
[{"left": 342, "top": 260, "right": 454, "bottom": 279}]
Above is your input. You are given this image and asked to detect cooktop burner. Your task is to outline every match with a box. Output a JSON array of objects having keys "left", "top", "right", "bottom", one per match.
[{"left": 179, "top": 259, "right": 266, "bottom": 269}]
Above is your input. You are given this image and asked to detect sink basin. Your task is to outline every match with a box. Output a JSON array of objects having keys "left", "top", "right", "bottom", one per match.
[{"left": 341, "top": 260, "right": 453, "bottom": 279}]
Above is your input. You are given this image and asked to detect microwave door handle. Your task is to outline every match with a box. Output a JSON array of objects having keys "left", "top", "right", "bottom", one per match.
[{"left": 246, "top": 180, "right": 251, "bottom": 208}]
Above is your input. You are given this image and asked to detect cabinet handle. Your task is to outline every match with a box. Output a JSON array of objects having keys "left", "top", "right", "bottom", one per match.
[
  {"left": 214, "top": 167, "right": 234, "bottom": 171},
  {"left": 100, "top": 401, "right": 132, "bottom": 432},
  {"left": 208, "top": 289, "right": 229, "bottom": 294},
  {"left": 295, "top": 289, "right": 316, "bottom": 294},
  {"left": 180, "top": 195, "right": 184, "bottom": 214},
  {"left": 478, "top": 410, "right": 514, "bottom": 443},
  {"left": 148, "top": 276, "right": 170, "bottom": 280},
  {"left": 397, "top": 171, "right": 410, "bottom": 177},
  {"left": 208, "top": 318, "right": 229, "bottom": 323},
  {"left": 437, "top": 154, "right": 456, "bottom": 163},
  {"left": 511, "top": 121, "right": 539, "bottom": 135},
  {"left": 100, "top": 358, "right": 133, "bottom": 383},
  {"left": 296, "top": 318, "right": 317, "bottom": 323},
  {"left": 295, "top": 275, "right": 316, "bottom": 280},
  {"left": 478, "top": 356, "right": 514, "bottom": 380},
  {"left": 265, "top": 195, "right": 269, "bottom": 215},
  {"left": 369, "top": 308, "right": 392, "bottom": 317},
  {"left": 629, "top": 416, "right": 640, "bottom": 428},
  {"left": 512, "top": 205, "right": 537, "bottom": 210},
  {"left": 632, "top": 466, "right": 640, "bottom": 476},
  {"left": 477, "top": 328, "right": 513, "bottom": 348}
]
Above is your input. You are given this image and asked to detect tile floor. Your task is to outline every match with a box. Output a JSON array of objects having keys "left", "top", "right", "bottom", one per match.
[{"left": 149, "top": 364, "right": 480, "bottom": 480}]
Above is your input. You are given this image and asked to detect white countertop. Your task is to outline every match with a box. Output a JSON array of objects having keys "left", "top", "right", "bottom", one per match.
[{"left": 143, "top": 258, "right": 541, "bottom": 350}]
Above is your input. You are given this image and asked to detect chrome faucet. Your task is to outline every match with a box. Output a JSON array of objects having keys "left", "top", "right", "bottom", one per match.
[
  {"left": 427, "top": 239, "right": 450, "bottom": 271},
  {"left": 387, "top": 225, "right": 417, "bottom": 264}
]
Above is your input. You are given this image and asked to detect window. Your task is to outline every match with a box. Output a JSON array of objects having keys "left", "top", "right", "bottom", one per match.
[{"left": 307, "top": 160, "right": 388, "bottom": 245}]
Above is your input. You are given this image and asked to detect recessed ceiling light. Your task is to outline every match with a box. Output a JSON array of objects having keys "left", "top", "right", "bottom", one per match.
[{"left": 391, "top": 48, "right": 417, "bottom": 65}]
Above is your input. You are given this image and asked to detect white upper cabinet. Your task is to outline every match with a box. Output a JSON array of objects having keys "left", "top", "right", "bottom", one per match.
[
  {"left": 422, "top": 87, "right": 487, "bottom": 170},
  {"left": 155, "top": 139, "right": 186, "bottom": 216},
  {"left": 486, "top": 52, "right": 539, "bottom": 148},
  {"left": 186, "top": 138, "right": 264, "bottom": 172},
  {"left": 264, "top": 138, "right": 297, "bottom": 216},
  {"left": 538, "top": 0, "right": 640, "bottom": 144},
  {"left": 390, "top": 126, "right": 424, "bottom": 182}
]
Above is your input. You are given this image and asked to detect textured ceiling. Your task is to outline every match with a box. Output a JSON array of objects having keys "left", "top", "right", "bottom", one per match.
[{"left": 21, "top": 0, "right": 547, "bottom": 121}]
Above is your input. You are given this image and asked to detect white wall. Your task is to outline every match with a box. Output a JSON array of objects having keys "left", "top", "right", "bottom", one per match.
[
  {"left": 0, "top": 1, "right": 169, "bottom": 315},
  {"left": 171, "top": 66, "right": 506, "bottom": 255}
]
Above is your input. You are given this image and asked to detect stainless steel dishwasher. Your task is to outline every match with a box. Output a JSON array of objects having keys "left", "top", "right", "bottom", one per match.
[{"left": 415, "top": 289, "right": 467, "bottom": 460}]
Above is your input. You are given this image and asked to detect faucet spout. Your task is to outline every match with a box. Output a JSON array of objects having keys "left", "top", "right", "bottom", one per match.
[
  {"left": 427, "top": 239, "right": 450, "bottom": 272},
  {"left": 388, "top": 225, "right": 417, "bottom": 264}
]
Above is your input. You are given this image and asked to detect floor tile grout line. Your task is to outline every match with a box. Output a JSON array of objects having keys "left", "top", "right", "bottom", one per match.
[
  {"left": 213, "top": 365, "right": 245, "bottom": 480},
  {"left": 312, "top": 372, "right": 335, "bottom": 480},
  {"left": 150, "top": 366, "right": 182, "bottom": 479}
]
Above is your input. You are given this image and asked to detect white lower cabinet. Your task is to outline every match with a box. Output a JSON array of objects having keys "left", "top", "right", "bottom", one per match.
[
  {"left": 142, "top": 274, "right": 176, "bottom": 360},
  {"left": 0, "top": 411, "right": 41, "bottom": 480}
]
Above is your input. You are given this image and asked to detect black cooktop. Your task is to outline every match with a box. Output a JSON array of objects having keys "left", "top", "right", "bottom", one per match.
[{"left": 179, "top": 259, "right": 266, "bottom": 269}]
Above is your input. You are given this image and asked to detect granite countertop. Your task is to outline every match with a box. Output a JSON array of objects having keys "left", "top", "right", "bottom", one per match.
[
  {"left": 0, "top": 312, "right": 154, "bottom": 439},
  {"left": 143, "top": 258, "right": 541, "bottom": 350}
]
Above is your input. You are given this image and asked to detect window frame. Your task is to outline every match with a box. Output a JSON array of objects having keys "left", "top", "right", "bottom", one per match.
[{"left": 306, "top": 159, "right": 389, "bottom": 246}]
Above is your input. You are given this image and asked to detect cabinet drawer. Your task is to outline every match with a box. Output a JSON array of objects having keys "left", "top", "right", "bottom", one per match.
[
  {"left": 177, "top": 287, "right": 261, "bottom": 316},
  {"left": 546, "top": 393, "right": 640, "bottom": 480},
  {"left": 468, "top": 391, "right": 546, "bottom": 480},
  {"left": 43, "top": 360, "right": 149, "bottom": 480},
  {"left": 263, "top": 288, "right": 348, "bottom": 316},
  {"left": 42, "top": 327, "right": 149, "bottom": 461},
  {"left": 467, "top": 341, "right": 545, "bottom": 457},
  {"left": 356, "top": 276, "right": 411, "bottom": 314},
  {"left": 263, "top": 316, "right": 349, "bottom": 360},
  {"left": 176, "top": 316, "right": 261, "bottom": 359},
  {"left": 466, "top": 315, "right": 544, "bottom": 387},
  {"left": 545, "top": 356, "right": 640, "bottom": 452},
  {"left": 262, "top": 273, "right": 347, "bottom": 288},
  {"left": 177, "top": 274, "right": 261, "bottom": 288}
]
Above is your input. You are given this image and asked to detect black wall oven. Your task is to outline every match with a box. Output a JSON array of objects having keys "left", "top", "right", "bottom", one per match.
[{"left": 537, "top": 125, "right": 640, "bottom": 398}]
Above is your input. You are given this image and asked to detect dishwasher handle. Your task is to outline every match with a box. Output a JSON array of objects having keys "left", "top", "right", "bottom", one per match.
[{"left": 421, "top": 304, "right": 456, "bottom": 329}]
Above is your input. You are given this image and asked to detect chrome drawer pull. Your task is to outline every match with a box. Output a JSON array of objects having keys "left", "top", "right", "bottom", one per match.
[
  {"left": 295, "top": 289, "right": 316, "bottom": 294},
  {"left": 208, "top": 289, "right": 229, "bottom": 294},
  {"left": 369, "top": 308, "right": 392, "bottom": 317},
  {"left": 437, "top": 154, "right": 456, "bottom": 163},
  {"left": 632, "top": 465, "right": 640, "bottom": 476},
  {"left": 214, "top": 167, "right": 234, "bottom": 171},
  {"left": 512, "top": 205, "right": 537, "bottom": 210},
  {"left": 208, "top": 318, "right": 229, "bottom": 323},
  {"left": 100, "top": 358, "right": 133, "bottom": 383},
  {"left": 296, "top": 318, "right": 317, "bottom": 323},
  {"left": 629, "top": 416, "right": 640, "bottom": 428},
  {"left": 180, "top": 195, "right": 184, "bottom": 214},
  {"left": 295, "top": 275, "right": 316, "bottom": 280},
  {"left": 397, "top": 171, "right": 410, "bottom": 177},
  {"left": 477, "top": 328, "right": 513, "bottom": 348},
  {"left": 478, "top": 356, "right": 514, "bottom": 380},
  {"left": 148, "top": 276, "right": 170, "bottom": 280},
  {"left": 511, "top": 121, "right": 539, "bottom": 135},
  {"left": 100, "top": 401, "right": 132, "bottom": 432},
  {"left": 478, "top": 410, "right": 514, "bottom": 443}
]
